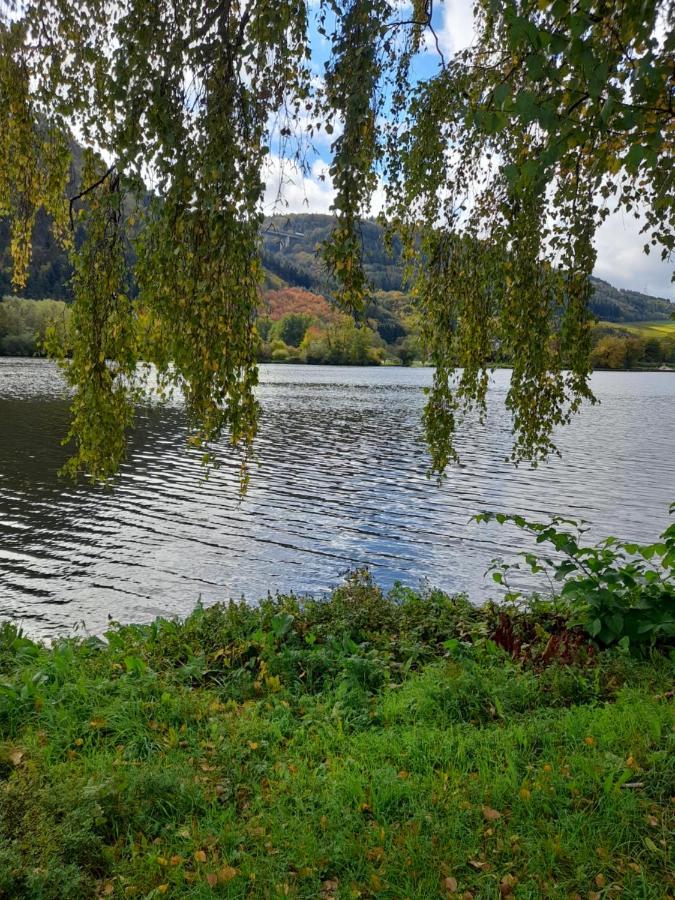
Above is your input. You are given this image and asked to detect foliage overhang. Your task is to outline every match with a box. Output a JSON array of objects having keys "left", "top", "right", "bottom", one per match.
[{"left": 0, "top": 0, "right": 673, "bottom": 479}]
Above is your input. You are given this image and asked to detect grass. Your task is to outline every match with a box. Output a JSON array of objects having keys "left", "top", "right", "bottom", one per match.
[
  {"left": 0, "top": 572, "right": 672, "bottom": 899},
  {"left": 599, "top": 320, "right": 675, "bottom": 341}
]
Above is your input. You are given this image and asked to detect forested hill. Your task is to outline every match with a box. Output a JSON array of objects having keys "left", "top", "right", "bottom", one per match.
[
  {"left": 586, "top": 277, "right": 673, "bottom": 323},
  {"left": 262, "top": 214, "right": 674, "bottom": 323},
  {"left": 1, "top": 211, "right": 672, "bottom": 323}
]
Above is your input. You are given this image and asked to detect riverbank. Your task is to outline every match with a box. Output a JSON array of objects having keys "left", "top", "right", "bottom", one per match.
[{"left": 0, "top": 574, "right": 672, "bottom": 898}]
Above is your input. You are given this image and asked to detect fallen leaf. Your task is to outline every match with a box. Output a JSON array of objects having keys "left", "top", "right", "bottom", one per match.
[
  {"left": 9, "top": 750, "right": 23, "bottom": 766},
  {"left": 500, "top": 874, "right": 517, "bottom": 896},
  {"left": 90, "top": 718, "right": 106, "bottom": 728},
  {"left": 218, "top": 866, "right": 238, "bottom": 883},
  {"left": 398, "top": 770, "right": 410, "bottom": 779},
  {"left": 482, "top": 806, "right": 501, "bottom": 822},
  {"left": 595, "top": 873, "right": 606, "bottom": 888},
  {"left": 102, "top": 884, "right": 114, "bottom": 896},
  {"left": 247, "top": 741, "right": 259, "bottom": 750},
  {"left": 468, "top": 859, "right": 489, "bottom": 871},
  {"left": 206, "top": 873, "right": 218, "bottom": 888},
  {"left": 584, "top": 736, "right": 595, "bottom": 746},
  {"left": 194, "top": 850, "right": 207, "bottom": 863},
  {"left": 157, "top": 887, "right": 169, "bottom": 895},
  {"left": 444, "top": 875, "right": 458, "bottom": 893},
  {"left": 170, "top": 855, "right": 182, "bottom": 866}
]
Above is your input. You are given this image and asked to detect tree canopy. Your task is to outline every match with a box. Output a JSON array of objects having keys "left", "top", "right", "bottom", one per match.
[{"left": 0, "top": 0, "right": 673, "bottom": 479}]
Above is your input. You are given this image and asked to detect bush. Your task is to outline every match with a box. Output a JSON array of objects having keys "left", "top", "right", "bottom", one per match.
[{"left": 476, "top": 507, "right": 675, "bottom": 650}]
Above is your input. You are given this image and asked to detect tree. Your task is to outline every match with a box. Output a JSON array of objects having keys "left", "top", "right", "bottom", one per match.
[
  {"left": 272, "top": 313, "right": 313, "bottom": 348},
  {"left": 591, "top": 335, "right": 627, "bottom": 369},
  {"left": 643, "top": 336, "right": 663, "bottom": 363},
  {"left": 0, "top": 0, "right": 672, "bottom": 480}
]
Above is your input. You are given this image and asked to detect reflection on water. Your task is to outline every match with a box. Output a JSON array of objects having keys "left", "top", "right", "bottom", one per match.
[{"left": 1, "top": 359, "right": 674, "bottom": 636}]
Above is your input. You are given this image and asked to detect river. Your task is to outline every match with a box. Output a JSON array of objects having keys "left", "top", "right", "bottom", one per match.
[{"left": 1, "top": 359, "right": 673, "bottom": 636}]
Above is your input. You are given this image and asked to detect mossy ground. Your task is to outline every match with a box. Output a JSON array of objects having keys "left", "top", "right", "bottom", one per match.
[{"left": 0, "top": 573, "right": 672, "bottom": 899}]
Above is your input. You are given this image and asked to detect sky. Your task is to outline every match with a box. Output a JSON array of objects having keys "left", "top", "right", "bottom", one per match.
[{"left": 263, "top": 0, "right": 674, "bottom": 301}]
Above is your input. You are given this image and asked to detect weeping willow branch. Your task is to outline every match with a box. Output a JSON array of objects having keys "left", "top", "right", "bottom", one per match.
[{"left": 0, "top": 0, "right": 672, "bottom": 482}]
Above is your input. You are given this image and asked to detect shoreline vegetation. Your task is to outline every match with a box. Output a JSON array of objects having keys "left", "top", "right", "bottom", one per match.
[
  {"left": 1, "top": 563, "right": 673, "bottom": 898},
  {"left": 0, "top": 293, "right": 674, "bottom": 372}
]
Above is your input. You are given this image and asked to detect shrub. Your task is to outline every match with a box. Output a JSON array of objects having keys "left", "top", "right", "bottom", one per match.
[{"left": 476, "top": 507, "right": 675, "bottom": 650}]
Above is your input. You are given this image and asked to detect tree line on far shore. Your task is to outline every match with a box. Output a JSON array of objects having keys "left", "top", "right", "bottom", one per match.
[{"left": 2, "top": 290, "right": 673, "bottom": 370}]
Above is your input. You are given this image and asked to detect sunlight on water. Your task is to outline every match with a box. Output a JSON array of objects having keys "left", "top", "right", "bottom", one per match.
[{"left": 1, "top": 359, "right": 673, "bottom": 636}]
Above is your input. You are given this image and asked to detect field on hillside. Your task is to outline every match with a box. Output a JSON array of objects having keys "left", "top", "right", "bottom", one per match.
[{"left": 603, "top": 320, "right": 675, "bottom": 339}]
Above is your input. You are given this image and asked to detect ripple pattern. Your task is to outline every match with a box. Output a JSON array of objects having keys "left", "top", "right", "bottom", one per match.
[{"left": 1, "top": 359, "right": 673, "bottom": 636}]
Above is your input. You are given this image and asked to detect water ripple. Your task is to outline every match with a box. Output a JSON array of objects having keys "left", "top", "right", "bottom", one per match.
[{"left": 1, "top": 359, "right": 673, "bottom": 636}]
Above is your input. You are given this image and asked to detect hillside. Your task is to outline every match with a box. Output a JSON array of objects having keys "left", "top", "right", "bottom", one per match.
[
  {"left": 2, "top": 212, "right": 673, "bottom": 364},
  {"left": 4, "top": 212, "right": 671, "bottom": 323},
  {"left": 588, "top": 277, "right": 673, "bottom": 323}
]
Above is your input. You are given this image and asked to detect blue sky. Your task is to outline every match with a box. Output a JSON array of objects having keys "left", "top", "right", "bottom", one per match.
[{"left": 262, "top": 0, "right": 674, "bottom": 301}]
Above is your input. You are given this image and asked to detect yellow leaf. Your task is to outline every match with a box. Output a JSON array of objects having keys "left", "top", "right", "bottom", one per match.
[
  {"left": 157, "top": 886, "right": 169, "bottom": 895},
  {"left": 218, "top": 866, "right": 238, "bottom": 883},
  {"left": 9, "top": 750, "right": 24, "bottom": 766},
  {"left": 195, "top": 850, "right": 207, "bottom": 863},
  {"left": 444, "top": 876, "right": 458, "bottom": 893}
]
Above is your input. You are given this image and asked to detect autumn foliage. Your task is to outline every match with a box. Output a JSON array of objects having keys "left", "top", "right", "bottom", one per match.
[{"left": 261, "top": 288, "right": 337, "bottom": 324}]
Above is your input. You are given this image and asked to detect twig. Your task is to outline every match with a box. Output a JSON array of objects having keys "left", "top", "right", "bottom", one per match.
[{"left": 69, "top": 165, "right": 115, "bottom": 230}]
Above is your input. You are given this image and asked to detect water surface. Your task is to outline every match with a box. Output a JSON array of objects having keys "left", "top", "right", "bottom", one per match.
[{"left": 1, "top": 359, "right": 673, "bottom": 636}]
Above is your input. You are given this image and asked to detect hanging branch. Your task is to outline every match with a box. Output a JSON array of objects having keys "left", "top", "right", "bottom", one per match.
[{"left": 68, "top": 165, "right": 115, "bottom": 230}]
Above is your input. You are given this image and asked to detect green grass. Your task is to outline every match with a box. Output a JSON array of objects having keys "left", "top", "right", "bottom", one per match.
[
  {"left": 0, "top": 574, "right": 672, "bottom": 899},
  {"left": 600, "top": 320, "right": 675, "bottom": 341}
]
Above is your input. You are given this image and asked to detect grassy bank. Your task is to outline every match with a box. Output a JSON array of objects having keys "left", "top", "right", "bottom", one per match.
[{"left": 0, "top": 573, "right": 672, "bottom": 899}]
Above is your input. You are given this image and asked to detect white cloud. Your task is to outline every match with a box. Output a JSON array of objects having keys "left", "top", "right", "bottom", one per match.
[
  {"left": 262, "top": 155, "right": 335, "bottom": 214},
  {"left": 594, "top": 208, "right": 674, "bottom": 300},
  {"left": 261, "top": 153, "right": 388, "bottom": 218},
  {"left": 426, "top": 0, "right": 476, "bottom": 58}
]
